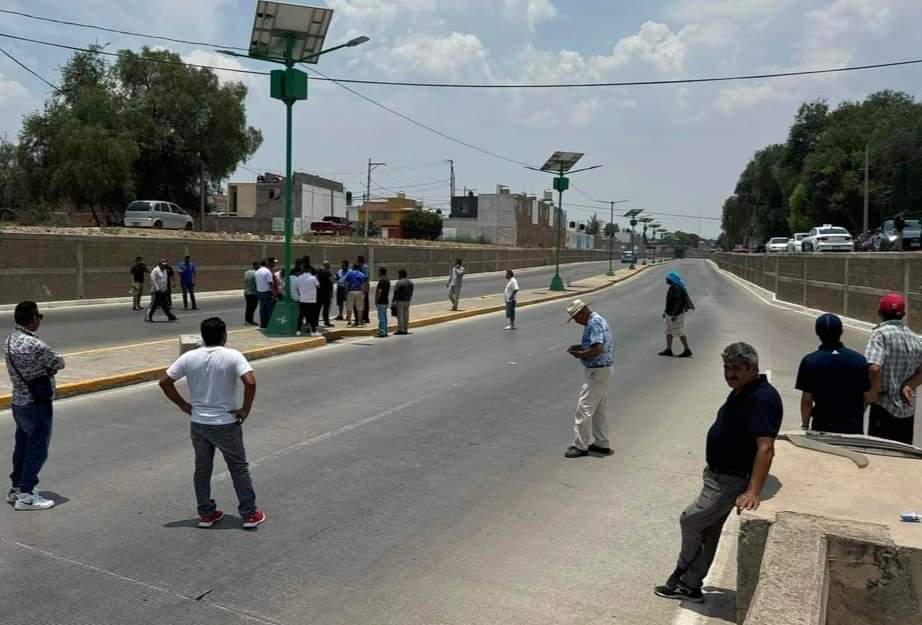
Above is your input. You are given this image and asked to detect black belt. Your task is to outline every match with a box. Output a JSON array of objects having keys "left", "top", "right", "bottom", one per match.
[{"left": 707, "top": 465, "right": 750, "bottom": 479}]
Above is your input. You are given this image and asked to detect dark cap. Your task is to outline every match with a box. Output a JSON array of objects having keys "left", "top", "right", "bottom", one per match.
[{"left": 815, "top": 313, "right": 843, "bottom": 343}]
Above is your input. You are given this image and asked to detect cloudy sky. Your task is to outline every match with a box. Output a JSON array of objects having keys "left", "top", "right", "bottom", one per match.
[{"left": 1, "top": 0, "right": 921, "bottom": 236}]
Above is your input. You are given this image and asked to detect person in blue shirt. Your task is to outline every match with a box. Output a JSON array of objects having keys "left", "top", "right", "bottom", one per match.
[
  {"left": 796, "top": 313, "right": 870, "bottom": 434},
  {"left": 178, "top": 255, "right": 198, "bottom": 310},
  {"left": 564, "top": 299, "right": 614, "bottom": 458},
  {"left": 344, "top": 264, "right": 367, "bottom": 327}
]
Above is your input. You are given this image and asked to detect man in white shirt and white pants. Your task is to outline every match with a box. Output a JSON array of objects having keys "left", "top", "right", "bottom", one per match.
[
  {"left": 504, "top": 269, "right": 519, "bottom": 330},
  {"left": 159, "top": 317, "right": 266, "bottom": 529},
  {"left": 255, "top": 259, "right": 275, "bottom": 329}
]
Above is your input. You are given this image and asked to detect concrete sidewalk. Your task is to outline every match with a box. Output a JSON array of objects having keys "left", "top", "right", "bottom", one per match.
[{"left": 0, "top": 266, "right": 649, "bottom": 407}]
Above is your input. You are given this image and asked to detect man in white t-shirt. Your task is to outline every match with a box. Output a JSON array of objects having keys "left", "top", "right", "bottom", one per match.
[
  {"left": 504, "top": 269, "right": 519, "bottom": 331},
  {"left": 291, "top": 268, "right": 320, "bottom": 336},
  {"left": 159, "top": 317, "right": 266, "bottom": 529},
  {"left": 255, "top": 259, "right": 275, "bottom": 329}
]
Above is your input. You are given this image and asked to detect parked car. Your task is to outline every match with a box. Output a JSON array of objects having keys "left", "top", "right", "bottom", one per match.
[
  {"left": 310, "top": 215, "right": 353, "bottom": 236},
  {"left": 879, "top": 219, "right": 921, "bottom": 251},
  {"left": 786, "top": 232, "right": 807, "bottom": 252},
  {"left": 766, "top": 237, "right": 789, "bottom": 253},
  {"left": 732, "top": 244, "right": 749, "bottom": 253},
  {"left": 123, "top": 200, "right": 194, "bottom": 230},
  {"left": 620, "top": 250, "right": 636, "bottom": 264},
  {"left": 801, "top": 225, "right": 854, "bottom": 252}
]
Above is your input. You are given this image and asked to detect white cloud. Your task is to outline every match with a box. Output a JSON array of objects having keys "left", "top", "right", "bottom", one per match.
[
  {"left": 597, "top": 21, "right": 693, "bottom": 74},
  {"left": 799, "top": 0, "right": 892, "bottom": 67},
  {"left": 501, "top": 0, "right": 558, "bottom": 30},
  {"left": 0, "top": 74, "right": 29, "bottom": 103},
  {"left": 183, "top": 50, "right": 253, "bottom": 87},
  {"left": 666, "top": 0, "right": 794, "bottom": 22},
  {"left": 390, "top": 32, "right": 488, "bottom": 78},
  {"left": 714, "top": 84, "right": 793, "bottom": 114},
  {"left": 325, "top": 0, "right": 437, "bottom": 22}
]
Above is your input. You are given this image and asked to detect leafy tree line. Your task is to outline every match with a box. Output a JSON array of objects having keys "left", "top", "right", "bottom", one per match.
[
  {"left": 1, "top": 46, "right": 262, "bottom": 224},
  {"left": 721, "top": 90, "right": 922, "bottom": 247}
]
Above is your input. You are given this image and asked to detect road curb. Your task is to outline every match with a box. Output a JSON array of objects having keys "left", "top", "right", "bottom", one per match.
[{"left": 0, "top": 264, "right": 659, "bottom": 408}]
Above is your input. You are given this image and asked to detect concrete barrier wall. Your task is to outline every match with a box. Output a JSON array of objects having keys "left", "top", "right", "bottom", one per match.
[
  {"left": 714, "top": 252, "right": 922, "bottom": 332},
  {"left": 0, "top": 232, "right": 611, "bottom": 304}
]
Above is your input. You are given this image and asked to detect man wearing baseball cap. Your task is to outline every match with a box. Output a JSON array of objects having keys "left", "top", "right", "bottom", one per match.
[
  {"left": 796, "top": 313, "right": 870, "bottom": 434},
  {"left": 865, "top": 293, "right": 922, "bottom": 444},
  {"left": 564, "top": 299, "right": 614, "bottom": 458}
]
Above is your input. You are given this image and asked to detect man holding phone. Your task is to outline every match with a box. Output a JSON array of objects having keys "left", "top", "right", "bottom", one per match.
[{"left": 159, "top": 317, "right": 266, "bottom": 529}]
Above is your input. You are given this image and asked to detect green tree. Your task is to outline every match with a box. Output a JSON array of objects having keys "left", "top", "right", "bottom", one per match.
[
  {"left": 17, "top": 48, "right": 137, "bottom": 225},
  {"left": 603, "top": 222, "right": 620, "bottom": 237},
  {"left": 400, "top": 208, "right": 443, "bottom": 240},
  {"left": 115, "top": 47, "right": 262, "bottom": 210}
]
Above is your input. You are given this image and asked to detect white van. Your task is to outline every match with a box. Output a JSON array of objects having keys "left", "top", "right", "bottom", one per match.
[{"left": 123, "top": 201, "right": 194, "bottom": 230}]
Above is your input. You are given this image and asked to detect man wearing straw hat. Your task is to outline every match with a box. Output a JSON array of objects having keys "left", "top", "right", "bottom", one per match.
[{"left": 564, "top": 298, "right": 614, "bottom": 458}]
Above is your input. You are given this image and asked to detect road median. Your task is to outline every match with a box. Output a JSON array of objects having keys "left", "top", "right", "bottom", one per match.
[{"left": 0, "top": 264, "right": 658, "bottom": 408}]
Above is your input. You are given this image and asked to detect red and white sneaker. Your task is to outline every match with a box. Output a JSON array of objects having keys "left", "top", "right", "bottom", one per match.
[
  {"left": 198, "top": 510, "right": 225, "bottom": 528},
  {"left": 241, "top": 510, "right": 266, "bottom": 529}
]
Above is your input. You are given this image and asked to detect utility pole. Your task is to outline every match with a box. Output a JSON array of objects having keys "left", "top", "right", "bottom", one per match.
[
  {"left": 863, "top": 144, "right": 870, "bottom": 232},
  {"left": 597, "top": 199, "right": 628, "bottom": 276},
  {"left": 447, "top": 159, "right": 455, "bottom": 200},
  {"left": 365, "top": 158, "right": 386, "bottom": 238}
]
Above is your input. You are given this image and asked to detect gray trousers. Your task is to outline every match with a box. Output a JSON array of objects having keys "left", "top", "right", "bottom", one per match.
[
  {"left": 676, "top": 468, "right": 749, "bottom": 589},
  {"left": 395, "top": 301, "right": 410, "bottom": 333},
  {"left": 448, "top": 286, "right": 461, "bottom": 309},
  {"left": 190, "top": 422, "right": 256, "bottom": 517},
  {"left": 573, "top": 367, "right": 611, "bottom": 450}
]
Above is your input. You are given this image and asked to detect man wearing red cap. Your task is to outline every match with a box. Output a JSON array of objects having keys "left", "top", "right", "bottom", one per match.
[{"left": 865, "top": 293, "right": 922, "bottom": 444}]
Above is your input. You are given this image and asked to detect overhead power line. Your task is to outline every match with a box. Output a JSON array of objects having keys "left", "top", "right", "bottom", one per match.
[
  {"left": 0, "top": 47, "right": 59, "bottom": 92},
  {"left": 3, "top": 11, "right": 922, "bottom": 89},
  {"left": 0, "top": 9, "right": 249, "bottom": 52},
  {"left": 0, "top": 32, "right": 269, "bottom": 76},
  {"left": 302, "top": 63, "right": 533, "bottom": 167}
]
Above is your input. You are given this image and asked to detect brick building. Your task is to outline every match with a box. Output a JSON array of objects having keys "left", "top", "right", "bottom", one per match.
[{"left": 442, "top": 186, "right": 557, "bottom": 247}]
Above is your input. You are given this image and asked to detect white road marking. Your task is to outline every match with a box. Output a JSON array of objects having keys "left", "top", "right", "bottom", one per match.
[
  {"left": 215, "top": 382, "right": 466, "bottom": 481},
  {"left": 710, "top": 261, "right": 873, "bottom": 334}
]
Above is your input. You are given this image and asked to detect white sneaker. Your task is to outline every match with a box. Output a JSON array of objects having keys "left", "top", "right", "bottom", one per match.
[
  {"left": 311, "top": 331, "right": 322, "bottom": 337},
  {"left": 14, "top": 491, "right": 55, "bottom": 511},
  {"left": 504, "top": 325, "right": 513, "bottom": 330},
  {"left": 6, "top": 487, "right": 20, "bottom": 504}
]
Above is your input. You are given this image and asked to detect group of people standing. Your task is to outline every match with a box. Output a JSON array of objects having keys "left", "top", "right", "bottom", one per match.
[{"left": 131, "top": 255, "right": 198, "bottom": 322}]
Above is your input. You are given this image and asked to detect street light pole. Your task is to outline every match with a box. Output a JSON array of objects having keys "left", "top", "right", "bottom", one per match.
[
  {"left": 550, "top": 168, "right": 567, "bottom": 291},
  {"left": 597, "top": 199, "right": 628, "bottom": 276},
  {"left": 219, "top": 23, "right": 369, "bottom": 337}
]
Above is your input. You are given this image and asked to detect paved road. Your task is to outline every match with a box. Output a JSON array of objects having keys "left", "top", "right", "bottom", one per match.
[
  {"left": 0, "top": 260, "right": 623, "bottom": 353},
  {"left": 0, "top": 259, "right": 889, "bottom": 624}
]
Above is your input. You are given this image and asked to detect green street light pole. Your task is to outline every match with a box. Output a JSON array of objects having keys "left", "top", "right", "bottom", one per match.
[
  {"left": 550, "top": 170, "right": 569, "bottom": 291},
  {"left": 219, "top": 34, "right": 368, "bottom": 336}
]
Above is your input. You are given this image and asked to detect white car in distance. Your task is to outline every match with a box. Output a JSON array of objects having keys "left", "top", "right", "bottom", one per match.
[
  {"left": 787, "top": 232, "right": 807, "bottom": 252},
  {"left": 801, "top": 225, "right": 854, "bottom": 252},
  {"left": 766, "top": 237, "right": 790, "bottom": 253}
]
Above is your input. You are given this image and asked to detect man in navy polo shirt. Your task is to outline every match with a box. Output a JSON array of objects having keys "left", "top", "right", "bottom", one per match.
[
  {"left": 796, "top": 313, "right": 870, "bottom": 434},
  {"left": 655, "top": 342, "right": 782, "bottom": 603}
]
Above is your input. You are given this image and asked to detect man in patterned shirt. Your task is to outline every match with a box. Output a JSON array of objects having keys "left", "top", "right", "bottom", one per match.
[
  {"left": 564, "top": 299, "right": 614, "bottom": 458},
  {"left": 865, "top": 293, "right": 922, "bottom": 444},
  {"left": 3, "top": 301, "right": 65, "bottom": 510}
]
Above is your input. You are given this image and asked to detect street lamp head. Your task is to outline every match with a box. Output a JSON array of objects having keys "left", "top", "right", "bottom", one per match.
[{"left": 347, "top": 36, "right": 370, "bottom": 47}]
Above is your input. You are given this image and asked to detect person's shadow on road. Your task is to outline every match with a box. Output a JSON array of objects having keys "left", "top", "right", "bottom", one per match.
[
  {"left": 41, "top": 492, "right": 71, "bottom": 507},
  {"left": 679, "top": 586, "right": 736, "bottom": 622},
  {"left": 761, "top": 474, "right": 782, "bottom": 501},
  {"left": 163, "top": 516, "right": 242, "bottom": 531}
]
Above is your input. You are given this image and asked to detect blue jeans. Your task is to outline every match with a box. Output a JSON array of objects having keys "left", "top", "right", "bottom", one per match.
[
  {"left": 10, "top": 401, "right": 53, "bottom": 494},
  {"left": 258, "top": 292, "right": 275, "bottom": 329},
  {"left": 505, "top": 300, "right": 516, "bottom": 323},
  {"left": 377, "top": 304, "right": 388, "bottom": 336}
]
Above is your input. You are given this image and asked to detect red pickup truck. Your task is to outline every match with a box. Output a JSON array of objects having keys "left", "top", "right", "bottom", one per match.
[{"left": 310, "top": 216, "right": 353, "bottom": 236}]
